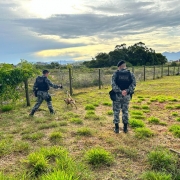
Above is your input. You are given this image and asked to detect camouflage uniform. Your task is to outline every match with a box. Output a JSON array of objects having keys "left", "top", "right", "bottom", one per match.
[
  {"left": 111, "top": 69, "right": 136, "bottom": 124},
  {"left": 30, "top": 76, "right": 60, "bottom": 114}
]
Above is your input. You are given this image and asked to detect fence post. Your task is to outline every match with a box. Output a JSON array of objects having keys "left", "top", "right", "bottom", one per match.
[
  {"left": 153, "top": 66, "right": 155, "bottom": 80},
  {"left": 178, "top": 64, "right": 180, "bottom": 74},
  {"left": 167, "top": 65, "right": 170, "bottom": 76},
  {"left": 144, "top": 66, "right": 146, "bottom": 81},
  {"left": 69, "top": 68, "right": 73, "bottom": 96},
  {"left": 161, "top": 65, "right": 163, "bottom": 78},
  {"left": 24, "top": 79, "right": 30, "bottom": 106},
  {"left": 173, "top": 66, "right": 175, "bottom": 75},
  {"left": 98, "top": 68, "right": 101, "bottom": 89}
]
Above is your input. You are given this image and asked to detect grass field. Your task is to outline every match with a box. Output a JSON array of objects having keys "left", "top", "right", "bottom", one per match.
[{"left": 0, "top": 76, "right": 180, "bottom": 180}]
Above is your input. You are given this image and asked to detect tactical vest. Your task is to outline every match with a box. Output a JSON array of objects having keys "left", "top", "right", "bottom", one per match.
[
  {"left": 36, "top": 76, "right": 49, "bottom": 91},
  {"left": 115, "top": 70, "right": 132, "bottom": 90}
]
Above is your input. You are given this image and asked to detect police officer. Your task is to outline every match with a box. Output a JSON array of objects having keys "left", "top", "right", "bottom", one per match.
[
  {"left": 29, "top": 70, "right": 62, "bottom": 116},
  {"left": 111, "top": 60, "right": 136, "bottom": 133}
]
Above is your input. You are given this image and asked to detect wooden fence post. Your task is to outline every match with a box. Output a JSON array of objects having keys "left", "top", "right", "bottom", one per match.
[
  {"left": 161, "top": 65, "right": 163, "bottom": 77},
  {"left": 24, "top": 79, "right": 30, "bottom": 106},
  {"left": 153, "top": 66, "right": 155, "bottom": 80},
  {"left": 173, "top": 66, "right": 175, "bottom": 75},
  {"left": 69, "top": 68, "right": 73, "bottom": 95},
  {"left": 143, "top": 65, "right": 146, "bottom": 81},
  {"left": 98, "top": 68, "right": 101, "bottom": 89}
]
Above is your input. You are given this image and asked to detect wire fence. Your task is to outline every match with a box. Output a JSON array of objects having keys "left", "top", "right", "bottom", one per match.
[{"left": 49, "top": 65, "right": 180, "bottom": 95}]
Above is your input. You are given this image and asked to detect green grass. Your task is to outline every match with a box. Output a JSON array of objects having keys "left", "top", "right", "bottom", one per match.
[
  {"left": 129, "top": 119, "right": 145, "bottom": 128},
  {"left": 131, "top": 110, "right": 143, "bottom": 115},
  {"left": 176, "top": 117, "right": 180, "bottom": 122},
  {"left": 132, "top": 105, "right": 141, "bottom": 109},
  {"left": 172, "top": 112, "right": 178, "bottom": 117},
  {"left": 70, "top": 118, "right": 83, "bottom": 124},
  {"left": 84, "top": 114, "right": 101, "bottom": 120},
  {"left": 59, "top": 121, "right": 68, "bottom": 126},
  {"left": 77, "top": 127, "right": 93, "bottom": 136},
  {"left": 142, "top": 105, "right": 150, "bottom": 110},
  {"left": 49, "top": 132, "right": 62, "bottom": 143},
  {"left": 147, "top": 148, "right": 178, "bottom": 172},
  {"left": 174, "top": 104, "right": 180, "bottom": 109},
  {"left": 148, "top": 116, "right": 160, "bottom": 124},
  {"left": 141, "top": 171, "right": 172, "bottom": 180},
  {"left": 107, "top": 110, "right": 113, "bottom": 115},
  {"left": 169, "top": 124, "right": 180, "bottom": 138},
  {"left": 85, "top": 147, "right": 114, "bottom": 166},
  {"left": 38, "top": 122, "right": 58, "bottom": 130},
  {"left": 85, "top": 104, "right": 95, "bottom": 110},
  {"left": 135, "top": 127, "right": 154, "bottom": 138},
  {"left": 102, "top": 102, "right": 112, "bottom": 106},
  {"left": 117, "top": 146, "right": 138, "bottom": 159},
  {"left": 131, "top": 115, "right": 145, "bottom": 119},
  {"left": 165, "top": 105, "right": 174, "bottom": 109},
  {"left": 22, "top": 132, "right": 44, "bottom": 142},
  {"left": 86, "top": 110, "right": 95, "bottom": 115},
  {"left": 0, "top": 104, "right": 13, "bottom": 112}
]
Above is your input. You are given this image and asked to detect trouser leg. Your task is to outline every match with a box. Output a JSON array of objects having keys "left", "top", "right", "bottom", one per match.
[
  {"left": 30, "top": 96, "right": 43, "bottom": 115},
  {"left": 113, "top": 101, "right": 121, "bottom": 124},
  {"left": 122, "top": 97, "right": 130, "bottom": 124}
]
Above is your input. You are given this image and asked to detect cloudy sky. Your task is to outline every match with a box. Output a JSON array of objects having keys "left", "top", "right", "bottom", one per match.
[{"left": 1, "top": 0, "right": 180, "bottom": 64}]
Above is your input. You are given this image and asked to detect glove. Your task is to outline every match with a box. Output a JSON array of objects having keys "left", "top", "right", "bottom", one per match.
[{"left": 58, "top": 85, "right": 63, "bottom": 89}]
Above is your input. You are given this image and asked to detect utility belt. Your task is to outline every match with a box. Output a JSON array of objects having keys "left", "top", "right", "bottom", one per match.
[{"left": 109, "top": 90, "right": 133, "bottom": 101}]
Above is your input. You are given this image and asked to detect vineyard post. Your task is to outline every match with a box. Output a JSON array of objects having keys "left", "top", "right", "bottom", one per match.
[
  {"left": 143, "top": 65, "right": 146, "bottom": 81},
  {"left": 24, "top": 79, "right": 30, "bottom": 106},
  {"left": 69, "top": 68, "right": 73, "bottom": 96},
  {"left": 98, "top": 68, "right": 101, "bottom": 89}
]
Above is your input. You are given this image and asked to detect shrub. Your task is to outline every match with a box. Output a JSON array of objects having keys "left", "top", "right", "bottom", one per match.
[
  {"left": 141, "top": 171, "right": 172, "bottom": 180},
  {"left": 70, "top": 118, "right": 83, "bottom": 124},
  {"left": 147, "top": 149, "right": 178, "bottom": 172},
  {"left": 135, "top": 127, "right": 154, "bottom": 138},
  {"left": 129, "top": 119, "right": 145, "bottom": 128},
  {"left": 1, "top": 105, "right": 13, "bottom": 112},
  {"left": 148, "top": 117, "right": 160, "bottom": 124},
  {"left": 169, "top": 124, "right": 180, "bottom": 138},
  {"left": 77, "top": 128, "right": 93, "bottom": 136},
  {"left": 85, "top": 104, "right": 95, "bottom": 110},
  {"left": 50, "top": 132, "right": 62, "bottom": 142},
  {"left": 85, "top": 147, "right": 114, "bottom": 166}
]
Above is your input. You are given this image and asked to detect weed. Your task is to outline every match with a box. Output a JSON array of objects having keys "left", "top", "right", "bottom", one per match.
[
  {"left": 77, "top": 127, "right": 93, "bottom": 136},
  {"left": 168, "top": 97, "right": 178, "bottom": 102},
  {"left": 135, "top": 127, "right": 154, "bottom": 138},
  {"left": 117, "top": 146, "right": 138, "bottom": 159},
  {"left": 86, "top": 110, "right": 95, "bottom": 115},
  {"left": 102, "top": 102, "right": 112, "bottom": 106},
  {"left": 147, "top": 148, "right": 178, "bottom": 172},
  {"left": 148, "top": 117, "right": 160, "bottom": 124},
  {"left": 174, "top": 104, "right": 180, "bottom": 109},
  {"left": 92, "top": 102, "right": 99, "bottom": 107},
  {"left": 85, "top": 104, "right": 95, "bottom": 110},
  {"left": 85, "top": 147, "right": 114, "bottom": 166},
  {"left": 107, "top": 110, "right": 113, "bottom": 115},
  {"left": 131, "top": 110, "right": 143, "bottom": 115},
  {"left": 1, "top": 105, "right": 13, "bottom": 112},
  {"left": 65, "top": 112, "right": 80, "bottom": 118},
  {"left": 165, "top": 105, "right": 174, "bottom": 109},
  {"left": 143, "top": 110, "right": 150, "bottom": 113},
  {"left": 22, "top": 132, "right": 44, "bottom": 142},
  {"left": 0, "top": 139, "right": 12, "bottom": 157},
  {"left": 176, "top": 117, "right": 180, "bottom": 122},
  {"left": 38, "top": 122, "right": 58, "bottom": 130},
  {"left": 132, "top": 105, "right": 141, "bottom": 109},
  {"left": 70, "top": 118, "right": 83, "bottom": 124},
  {"left": 141, "top": 171, "right": 172, "bottom": 180},
  {"left": 13, "top": 141, "right": 29, "bottom": 153},
  {"left": 172, "top": 112, "right": 178, "bottom": 116},
  {"left": 49, "top": 132, "right": 62, "bottom": 143},
  {"left": 84, "top": 114, "right": 101, "bottom": 120},
  {"left": 131, "top": 115, "right": 145, "bottom": 119},
  {"left": 169, "top": 124, "right": 180, "bottom": 138},
  {"left": 142, "top": 105, "right": 150, "bottom": 109},
  {"left": 59, "top": 121, "right": 68, "bottom": 126},
  {"left": 150, "top": 98, "right": 157, "bottom": 102},
  {"left": 129, "top": 119, "right": 145, "bottom": 128}
]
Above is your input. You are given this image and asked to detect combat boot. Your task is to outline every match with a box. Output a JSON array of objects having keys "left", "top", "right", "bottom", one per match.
[
  {"left": 123, "top": 123, "right": 128, "bottom": 133},
  {"left": 114, "top": 123, "right": 119, "bottom": 133},
  {"left": 49, "top": 109, "right": 55, "bottom": 115},
  {"left": 29, "top": 110, "right": 35, "bottom": 116}
]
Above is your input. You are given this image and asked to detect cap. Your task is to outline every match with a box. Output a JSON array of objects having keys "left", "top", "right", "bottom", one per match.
[{"left": 117, "top": 60, "right": 125, "bottom": 67}]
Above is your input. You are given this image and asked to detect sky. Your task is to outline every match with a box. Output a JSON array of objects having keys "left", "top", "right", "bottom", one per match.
[{"left": 1, "top": 0, "right": 180, "bottom": 64}]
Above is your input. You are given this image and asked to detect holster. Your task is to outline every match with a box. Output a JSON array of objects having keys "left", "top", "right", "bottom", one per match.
[{"left": 109, "top": 90, "right": 117, "bottom": 101}]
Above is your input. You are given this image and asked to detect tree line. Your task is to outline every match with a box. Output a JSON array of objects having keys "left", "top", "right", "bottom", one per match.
[{"left": 83, "top": 42, "right": 168, "bottom": 68}]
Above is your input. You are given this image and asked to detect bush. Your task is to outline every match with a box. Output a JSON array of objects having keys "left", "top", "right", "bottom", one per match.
[
  {"left": 85, "top": 147, "right": 114, "bottom": 166},
  {"left": 129, "top": 119, "right": 145, "bottom": 128},
  {"left": 147, "top": 149, "right": 178, "bottom": 172},
  {"left": 135, "top": 127, "right": 154, "bottom": 138},
  {"left": 148, "top": 117, "right": 160, "bottom": 124},
  {"left": 85, "top": 104, "right": 95, "bottom": 110},
  {"left": 141, "top": 171, "right": 172, "bottom": 180},
  {"left": 169, "top": 124, "right": 180, "bottom": 138}
]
